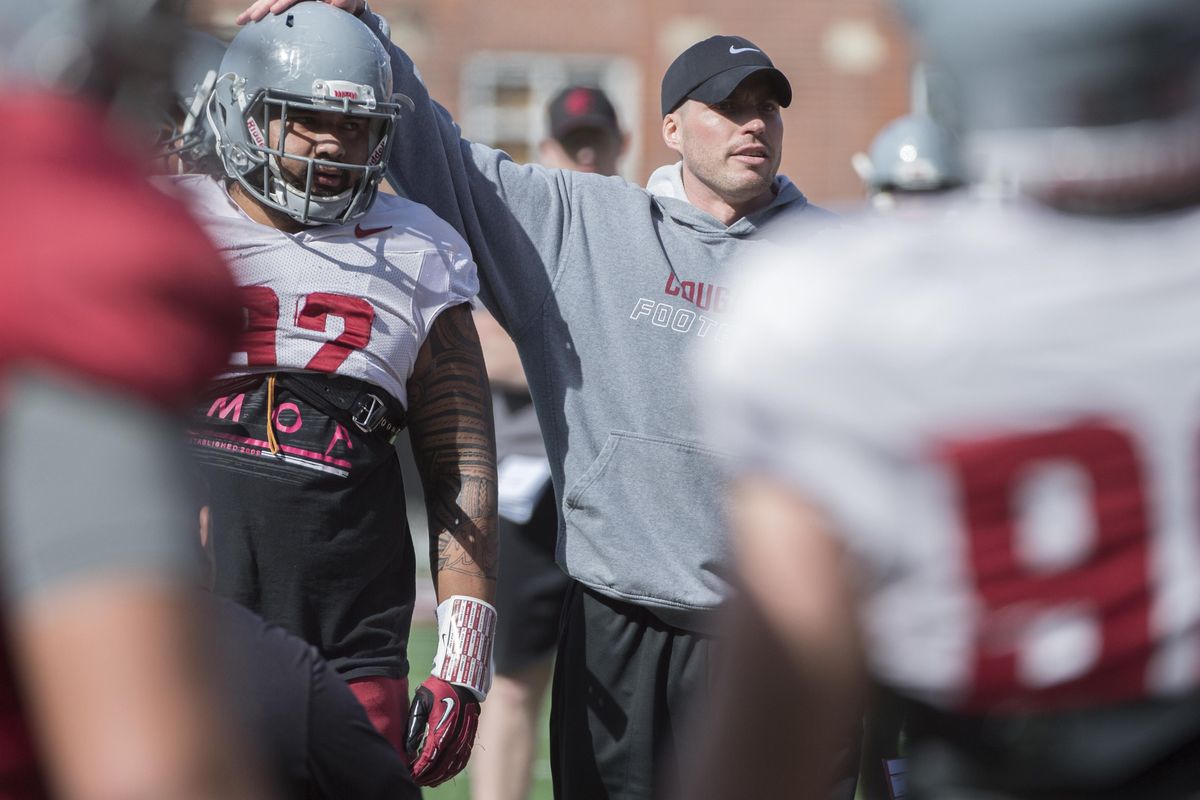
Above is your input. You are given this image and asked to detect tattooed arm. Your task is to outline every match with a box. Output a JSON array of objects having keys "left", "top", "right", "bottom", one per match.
[
  {"left": 405, "top": 303, "right": 496, "bottom": 785},
  {"left": 406, "top": 303, "right": 498, "bottom": 604}
]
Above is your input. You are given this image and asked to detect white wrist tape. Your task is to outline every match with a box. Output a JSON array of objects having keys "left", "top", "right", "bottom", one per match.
[{"left": 431, "top": 595, "right": 497, "bottom": 701}]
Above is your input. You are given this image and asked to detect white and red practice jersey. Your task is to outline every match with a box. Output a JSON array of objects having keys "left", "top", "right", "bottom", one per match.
[
  {"left": 699, "top": 199, "right": 1200, "bottom": 715},
  {"left": 162, "top": 175, "right": 478, "bottom": 409}
]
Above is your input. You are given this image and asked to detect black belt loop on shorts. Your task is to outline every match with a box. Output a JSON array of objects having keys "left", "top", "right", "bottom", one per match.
[{"left": 279, "top": 373, "right": 407, "bottom": 444}]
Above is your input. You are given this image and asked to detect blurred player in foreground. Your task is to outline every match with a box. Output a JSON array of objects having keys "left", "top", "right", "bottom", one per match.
[
  {"left": 470, "top": 85, "right": 625, "bottom": 800},
  {"left": 0, "top": 1, "right": 266, "bottom": 798},
  {"left": 687, "top": 0, "right": 1200, "bottom": 798},
  {"left": 172, "top": 4, "right": 497, "bottom": 786}
]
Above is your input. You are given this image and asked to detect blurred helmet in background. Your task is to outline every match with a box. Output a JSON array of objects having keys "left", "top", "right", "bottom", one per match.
[
  {"left": 158, "top": 30, "right": 227, "bottom": 174},
  {"left": 852, "top": 113, "right": 964, "bottom": 202}
]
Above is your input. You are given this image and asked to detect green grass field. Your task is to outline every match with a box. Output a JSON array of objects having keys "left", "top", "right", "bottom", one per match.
[{"left": 408, "top": 623, "right": 555, "bottom": 800}]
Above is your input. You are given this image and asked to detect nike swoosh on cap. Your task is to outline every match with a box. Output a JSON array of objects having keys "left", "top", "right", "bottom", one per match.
[
  {"left": 729, "top": 45, "right": 761, "bottom": 54},
  {"left": 355, "top": 223, "right": 392, "bottom": 238}
]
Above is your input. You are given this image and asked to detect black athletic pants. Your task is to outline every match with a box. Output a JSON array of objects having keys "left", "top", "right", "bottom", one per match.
[
  {"left": 549, "top": 583, "right": 715, "bottom": 800},
  {"left": 549, "top": 584, "right": 862, "bottom": 800}
]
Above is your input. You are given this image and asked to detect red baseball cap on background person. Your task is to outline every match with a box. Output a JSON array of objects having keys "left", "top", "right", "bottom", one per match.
[{"left": 547, "top": 86, "right": 620, "bottom": 142}]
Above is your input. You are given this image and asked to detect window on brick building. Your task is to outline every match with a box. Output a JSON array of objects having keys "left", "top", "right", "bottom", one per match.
[{"left": 459, "top": 53, "right": 640, "bottom": 178}]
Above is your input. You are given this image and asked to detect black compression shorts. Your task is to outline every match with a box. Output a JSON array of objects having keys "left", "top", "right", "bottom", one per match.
[
  {"left": 492, "top": 485, "right": 571, "bottom": 674},
  {"left": 190, "top": 373, "right": 415, "bottom": 681}
]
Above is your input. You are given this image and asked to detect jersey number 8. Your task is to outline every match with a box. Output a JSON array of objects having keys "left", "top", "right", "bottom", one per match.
[{"left": 940, "top": 420, "right": 1158, "bottom": 712}]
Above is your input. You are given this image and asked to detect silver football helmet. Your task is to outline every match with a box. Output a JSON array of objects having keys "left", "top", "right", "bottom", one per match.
[
  {"left": 207, "top": 2, "right": 410, "bottom": 225},
  {"left": 852, "top": 113, "right": 964, "bottom": 198},
  {"left": 158, "top": 30, "right": 227, "bottom": 174},
  {"left": 898, "top": 0, "right": 1200, "bottom": 208}
]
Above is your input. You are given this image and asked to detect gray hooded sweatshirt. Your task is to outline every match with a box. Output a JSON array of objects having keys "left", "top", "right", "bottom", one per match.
[{"left": 365, "top": 12, "right": 836, "bottom": 627}]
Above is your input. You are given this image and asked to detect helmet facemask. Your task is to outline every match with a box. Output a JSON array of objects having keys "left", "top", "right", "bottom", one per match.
[{"left": 211, "top": 74, "right": 405, "bottom": 225}]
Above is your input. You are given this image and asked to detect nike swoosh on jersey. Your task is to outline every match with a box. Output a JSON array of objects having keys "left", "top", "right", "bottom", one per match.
[
  {"left": 435, "top": 696, "right": 455, "bottom": 732},
  {"left": 729, "top": 46, "right": 761, "bottom": 54},
  {"left": 355, "top": 223, "right": 393, "bottom": 238}
]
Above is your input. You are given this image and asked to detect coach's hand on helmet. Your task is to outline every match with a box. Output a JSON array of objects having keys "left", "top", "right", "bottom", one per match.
[
  {"left": 404, "top": 675, "right": 480, "bottom": 787},
  {"left": 237, "top": 0, "right": 364, "bottom": 25}
]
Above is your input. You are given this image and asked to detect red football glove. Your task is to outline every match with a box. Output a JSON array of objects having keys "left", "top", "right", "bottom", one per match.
[{"left": 404, "top": 675, "right": 480, "bottom": 786}]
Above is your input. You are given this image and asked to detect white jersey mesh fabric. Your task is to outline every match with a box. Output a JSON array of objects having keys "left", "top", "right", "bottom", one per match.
[
  {"left": 160, "top": 175, "right": 478, "bottom": 409},
  {"left": 698, "top": 198, "right": 1200, "bottom": 713}
]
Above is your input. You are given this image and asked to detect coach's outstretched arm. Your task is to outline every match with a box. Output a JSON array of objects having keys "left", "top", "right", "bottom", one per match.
[{"left": 405, "top": 303, "right": 499, "bottom": 787}]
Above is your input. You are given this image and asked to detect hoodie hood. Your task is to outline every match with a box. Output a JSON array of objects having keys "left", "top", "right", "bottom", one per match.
[{"left": 645, "top": 161, "right": 809, "bottom": 236}]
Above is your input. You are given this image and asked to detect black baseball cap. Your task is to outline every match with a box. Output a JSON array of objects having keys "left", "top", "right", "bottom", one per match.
[
  {"left": 660, "top": 35, "right": 792, "bottom": 116},
  {"left": 547, "top": 86, "right": 620, "bottom": 141}
]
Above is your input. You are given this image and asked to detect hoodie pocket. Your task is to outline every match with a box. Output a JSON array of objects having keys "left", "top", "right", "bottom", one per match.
[{"left": 561, "top": 431, "right": 733, "bottom": 610}]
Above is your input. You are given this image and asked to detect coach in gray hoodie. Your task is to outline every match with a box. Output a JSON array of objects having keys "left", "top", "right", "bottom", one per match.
[{"left": 235, "top": 3, "right": 836, "bottom": 796}]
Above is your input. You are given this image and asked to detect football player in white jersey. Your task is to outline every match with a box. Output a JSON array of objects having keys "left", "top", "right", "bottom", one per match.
[
  {"left": 685, "top": 1, "right": 1200, "bottom": 798},
  {"left": 162, "top": 4, "right": 497, "bottom": 788}
]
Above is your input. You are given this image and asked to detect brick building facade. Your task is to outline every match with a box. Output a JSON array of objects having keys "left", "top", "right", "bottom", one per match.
[{"left": 191, "top": 0, "right": 913, "bottom": 205}]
